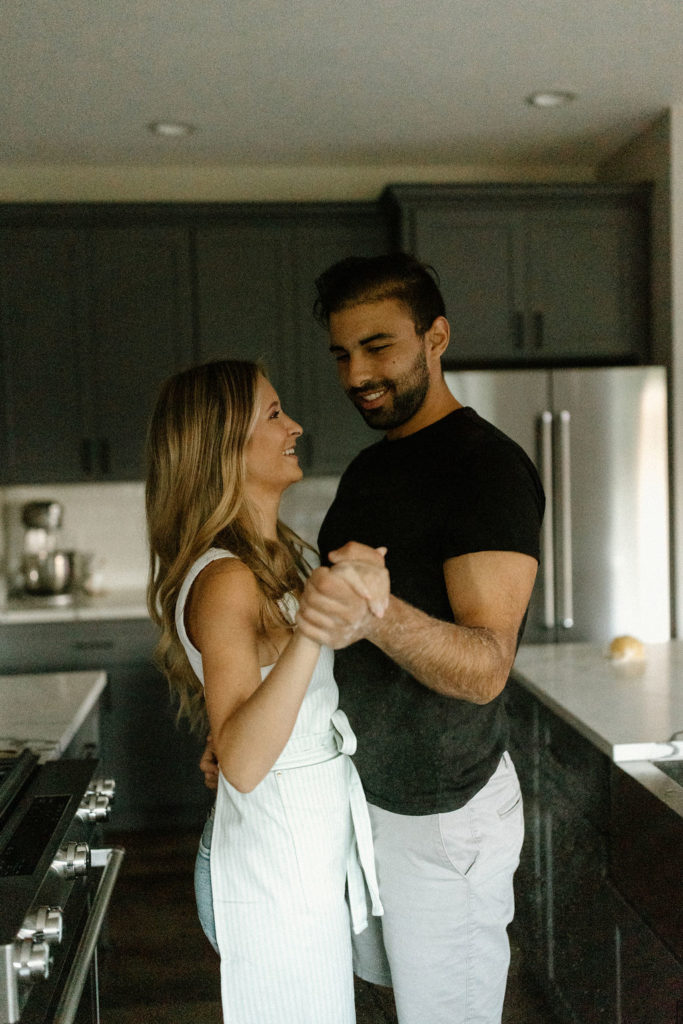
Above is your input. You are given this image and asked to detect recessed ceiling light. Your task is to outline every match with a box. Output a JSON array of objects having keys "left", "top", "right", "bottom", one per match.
[
  {"left": 526, "top": 91, "right": 577, "bottom": 109},
  {"left": 147, "top": 121, "right": 197, "bottom": 137}
]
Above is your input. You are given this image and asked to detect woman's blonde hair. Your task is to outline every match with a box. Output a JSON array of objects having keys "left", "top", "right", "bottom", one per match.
[{"left": 145, "top": 359, "right": 313, "bottom": 733}]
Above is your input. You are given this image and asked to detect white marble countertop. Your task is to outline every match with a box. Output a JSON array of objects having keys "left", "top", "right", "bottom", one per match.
[
  {"left": 512, "top": 641, "right": 683, "bottom": 762},
  {"left": 512, "top": 641, "right": 683, "bottom": 818},
  {"left": 0, "top": 670, "right": 107, "bottom": 760},
  {"left": 0, "top": 587, "right": 148, "bottom": 624}
]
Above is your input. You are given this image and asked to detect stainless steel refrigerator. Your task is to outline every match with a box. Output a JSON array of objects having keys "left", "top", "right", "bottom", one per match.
[{"left": 443, "top": 366, "right": 671, "bottom": 644}]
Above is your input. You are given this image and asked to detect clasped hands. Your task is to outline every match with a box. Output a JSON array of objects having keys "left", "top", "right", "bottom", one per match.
[{"left": 296, "top": 541, "right": 390, "bottom": 650}]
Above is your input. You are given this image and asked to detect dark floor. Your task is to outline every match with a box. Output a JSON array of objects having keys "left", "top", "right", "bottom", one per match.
[{"left": 99, "top": 830, "right": 559, "bottom": 1023}]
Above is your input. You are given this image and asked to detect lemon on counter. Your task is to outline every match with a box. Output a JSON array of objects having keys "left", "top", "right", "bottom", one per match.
[{"left": 607, "top": 635, "right": 645, "bottom": 662}]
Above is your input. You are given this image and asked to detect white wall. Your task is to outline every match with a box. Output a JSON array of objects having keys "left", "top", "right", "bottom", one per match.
[
  {"left": 599, "top": 109, "right": 683, "bottom": 637},
  {"left": 0, "top": 476, "right": 338, "bottom": 596},
  {"left": 670, "top": 108, "right": 683, "bottom": 639}
]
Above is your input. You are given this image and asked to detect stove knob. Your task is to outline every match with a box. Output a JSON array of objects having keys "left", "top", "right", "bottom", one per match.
[
  {"left": 52, "top": 841, "right": 90, "bottom": 878},
  {"left": 76, "top": 793, "right": 111, "bottom": 822},
  {"left": 88, "top": 776, "right": 116, "bottom": 800},
  {"left": 13, "top": 939, "right": 52, "bottom": 981},
  {"left": 17, "top": 906, "right": 63, "bottom": 945}
]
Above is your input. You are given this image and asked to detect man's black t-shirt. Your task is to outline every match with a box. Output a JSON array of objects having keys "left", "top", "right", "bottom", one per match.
[{"left": 317, "top": 407, "right": 545, "bottom": 815}]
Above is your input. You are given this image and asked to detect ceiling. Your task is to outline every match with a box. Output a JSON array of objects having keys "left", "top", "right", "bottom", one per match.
[{"left": 3, "top": 0, "right": 683, "bottom": 170}]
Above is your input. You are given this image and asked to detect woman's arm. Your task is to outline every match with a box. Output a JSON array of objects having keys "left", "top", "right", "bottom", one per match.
[{"left": 188, "top": 558, "right": 320, "bottom": 793}]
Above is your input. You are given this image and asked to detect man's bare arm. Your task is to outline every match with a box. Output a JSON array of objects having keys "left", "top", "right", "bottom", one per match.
[{"left": 296, "top": 544, "right": 538, "bottom": 704}]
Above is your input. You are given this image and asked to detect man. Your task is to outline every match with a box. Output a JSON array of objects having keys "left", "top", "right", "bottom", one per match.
[{"left": 294, "top": 253, "right": 544, "bottom": 1024}]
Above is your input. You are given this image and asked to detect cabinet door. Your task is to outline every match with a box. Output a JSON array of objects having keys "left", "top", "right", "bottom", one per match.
[
  {"left": 543, "top": 787, "right": 619, "bottom": 1023},
  {"left": 505, "top": 682, "right": 545, "bottom": 971},
  {"left": 291, "top": 212, "right": 387, "bottom": 474},
  {"left": 387, "top": 185, "right": 650, "bottom": 367},
  {"left": 194, "top": 208, "right": 389, "bottom": 475},
  {"left": 611, "top": 887, "right": 683, "bottom": 1024},
  {"left": 525, "top": 205, "right": 649, "bottom": 362},
  {"left": 100, "top": 662, "right": 213, "bottom": 832},
  {"left": 87, "top": 227, "right": 195, "bottom": 480},
  {"left": 193, "top": 219, "right": 294, "bottom": 385},
  {"left": 401, "top": 206, "right": 525, "bottom": 365},
  {"left": 0, "top": 227, "right": 89, "bottom": 483}
]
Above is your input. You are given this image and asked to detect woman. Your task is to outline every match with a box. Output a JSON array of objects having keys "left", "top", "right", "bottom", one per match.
[{"left": 145, "top": 359, "right": 385, "bottom": 1024}]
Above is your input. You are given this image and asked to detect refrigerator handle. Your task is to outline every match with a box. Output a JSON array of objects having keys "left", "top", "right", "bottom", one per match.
[
  {"left": 539, "top": 411, "right": 556, "bottom": 629},
  {"left": 557, "top": 410, "right": 574, "bottom": 628}
]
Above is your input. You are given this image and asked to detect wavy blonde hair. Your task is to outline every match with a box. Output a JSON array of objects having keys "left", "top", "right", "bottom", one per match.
[{"left": 145, "top": 359, "right": 313, "bottom": 733}]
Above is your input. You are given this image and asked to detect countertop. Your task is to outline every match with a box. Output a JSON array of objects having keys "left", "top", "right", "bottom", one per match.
[
  {"left": 0, "top": 669, "right": 107, "bottom": 760},
  {"left": 512, "top": 641, "right": 683, "bottom": 817},
  {"left": 0, "top": 587, "right": 148, "bottom": 624}
]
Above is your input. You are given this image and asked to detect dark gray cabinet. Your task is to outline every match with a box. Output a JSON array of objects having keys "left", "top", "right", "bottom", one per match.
[
  {"left": 1, "top": 189, "right": 651, "bottom": 482},
  {"left": 193, "top": 205, "right": 387, "bottom": 473},
  {"left": 0, "top": 227, "right": 88, "bottom": 483},
  {"left": 0, "top": 202, "right": 388, "bottom": 483},
  {"left": 0, "top": 619, "right": 213, "bottom": 832},
  {"left": 384, "top": 184, "right": 650, "bottom": 367},
  {"left": 84, "top": 227, "right": 195, "bottom": 480},
  {"left": 505, "top": 677, "right": 683, "bottom": 1024},
  {"left": 0, "top": 221, "right": 194, "bottom": 483}
]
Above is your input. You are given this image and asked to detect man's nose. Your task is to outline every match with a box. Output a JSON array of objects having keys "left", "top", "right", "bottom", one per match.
[{"left": 344, "top": 352, "right": 372, "bottom": 390}]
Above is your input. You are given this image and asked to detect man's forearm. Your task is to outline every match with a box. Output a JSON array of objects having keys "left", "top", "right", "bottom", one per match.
[{"left": 365, "top": 594, "right": 514, "bottom": 704}]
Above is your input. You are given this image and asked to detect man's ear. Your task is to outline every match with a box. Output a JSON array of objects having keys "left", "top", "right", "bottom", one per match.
[{"left": 426, "top": 315, "right": 450, "bottom": 360}]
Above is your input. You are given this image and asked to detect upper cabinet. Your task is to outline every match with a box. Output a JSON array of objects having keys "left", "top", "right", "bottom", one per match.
[
  {"left": 0, "top": 217, "right": 194, "bottom": 483},
  {"left": 193, "top": 204, "right": 387, "bottom": 474},
  {"left": 0, "top": 188, "right": 650, "bottom": 484},
  {"left": 384, "top": 184, "right": 651, "bottom": 367}
]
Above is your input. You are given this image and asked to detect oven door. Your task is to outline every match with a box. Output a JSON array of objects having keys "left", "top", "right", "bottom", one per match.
[
  {"left": 6, "top": 843, "right": 125, "bottom": 1024},
  {"left": 44, "top": 848, "right": 124, "bottom": 1024}
]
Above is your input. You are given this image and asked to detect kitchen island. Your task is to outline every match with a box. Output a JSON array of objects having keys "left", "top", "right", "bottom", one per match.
[
  {"left": 508, "top": 642, "right": 683, "bottom": 1024},
  {"left": 0, "top": 600, "right": 213, "bottom": 832}
]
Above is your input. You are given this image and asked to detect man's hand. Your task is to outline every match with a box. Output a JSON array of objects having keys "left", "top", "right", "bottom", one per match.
[
  {"left": 296, "top": 544, "right": 390, "bottom": 649},
  {"left": 199, "top": 734, "right": 219, "bottom": 791}
]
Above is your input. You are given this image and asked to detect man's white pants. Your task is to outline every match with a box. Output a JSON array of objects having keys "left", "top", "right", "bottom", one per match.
[{"left": 353, "top": 752, "right": 524, "bottom": 1024}]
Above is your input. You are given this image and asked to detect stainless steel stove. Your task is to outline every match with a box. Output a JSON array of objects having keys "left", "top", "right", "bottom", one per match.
[{"left": 0, "top": 750, "right": 123, "bottom": 1024}]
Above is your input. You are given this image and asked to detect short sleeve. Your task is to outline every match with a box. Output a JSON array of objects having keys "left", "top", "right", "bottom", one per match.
[{"left": 439, "top": 437, "right": 545, "bottom": 563}]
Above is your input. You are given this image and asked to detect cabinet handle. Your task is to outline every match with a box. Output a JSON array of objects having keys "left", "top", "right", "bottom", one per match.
[
  {"left": 72, "top": 640, "right": 115, "bottom": 651},
  {"left": 533, "top": 311, "right": 544, "bottom": 349},
  {"left": 99, "top": 439, "right": 111, "bottom": 475},
  {"left": 512, "top": 312, "right": 525, "bottom": 349},
  {"left": 80, "top": 439, "right": 94, "bottom": 477}
]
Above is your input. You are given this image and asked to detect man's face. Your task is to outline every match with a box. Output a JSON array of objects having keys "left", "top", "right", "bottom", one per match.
[{"left": 328, "top": 298, "right": 432, "bottom": 434}]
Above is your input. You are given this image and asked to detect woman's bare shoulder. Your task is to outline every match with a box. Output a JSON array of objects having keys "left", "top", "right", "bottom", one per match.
[{"left": 188, "top": 555, "right": 261, "bottom": 636}]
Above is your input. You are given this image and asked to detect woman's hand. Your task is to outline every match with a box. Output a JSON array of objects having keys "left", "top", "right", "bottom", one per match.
[
  {"left": 199, "top": 733, "right": 219, "bottom": 791},
  {"left": 296, "top": 543, "right": 391, "bottom": 648},
  {"left": 329, "top": 557, "right": 389, "bottom": 618}
]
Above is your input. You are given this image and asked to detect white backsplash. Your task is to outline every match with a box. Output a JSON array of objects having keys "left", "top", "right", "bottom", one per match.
[{"left": 1, "top": 476, "right": 340, "bottom": 594}]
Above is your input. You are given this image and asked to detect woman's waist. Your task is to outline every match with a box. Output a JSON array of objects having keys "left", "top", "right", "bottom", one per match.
[{"left": 273, "top": 708, "right": 357, "bottom": 771}]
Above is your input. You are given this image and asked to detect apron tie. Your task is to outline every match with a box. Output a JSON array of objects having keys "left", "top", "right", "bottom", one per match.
[{"left": 332, "top": 710, "right": 384, "bottom": 934}]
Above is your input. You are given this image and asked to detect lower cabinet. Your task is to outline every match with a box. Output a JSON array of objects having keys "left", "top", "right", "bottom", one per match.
[
  {"left": 98, "top": 659, "right": 213, "bottom": 832},
  {"left": 505, "top": 677, "right": 683, "bottom": 1024},
  {"left": 0, "top": 618, "right": 213, "bottom": 833}
]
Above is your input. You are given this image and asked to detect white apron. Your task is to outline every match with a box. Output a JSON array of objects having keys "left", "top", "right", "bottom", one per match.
[{"left": 175, "top": 548, "right": 382, "bottom": 1024}]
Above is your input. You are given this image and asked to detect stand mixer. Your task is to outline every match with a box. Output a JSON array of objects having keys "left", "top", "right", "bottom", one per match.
[{"left": 20, "top": 500, "right": 76, "bottom": 598}]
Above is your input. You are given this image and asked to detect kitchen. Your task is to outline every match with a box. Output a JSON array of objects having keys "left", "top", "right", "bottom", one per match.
[{"left": 2, "top": 2, "right": 683, "bottom": 1023}]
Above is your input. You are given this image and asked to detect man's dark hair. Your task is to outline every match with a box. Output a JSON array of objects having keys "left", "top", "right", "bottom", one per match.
[{"left": 313, "top": 252, "right": 446, "bottom": 336}]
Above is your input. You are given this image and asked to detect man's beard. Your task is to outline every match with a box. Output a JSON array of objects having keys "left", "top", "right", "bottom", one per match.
[{"left": 348, "top": 347, "right": 430, "bottom": 431}]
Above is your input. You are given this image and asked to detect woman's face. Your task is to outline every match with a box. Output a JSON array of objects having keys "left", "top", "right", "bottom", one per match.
[{"left": 244, "top": 375, "right": 303, "bottom": 501}]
